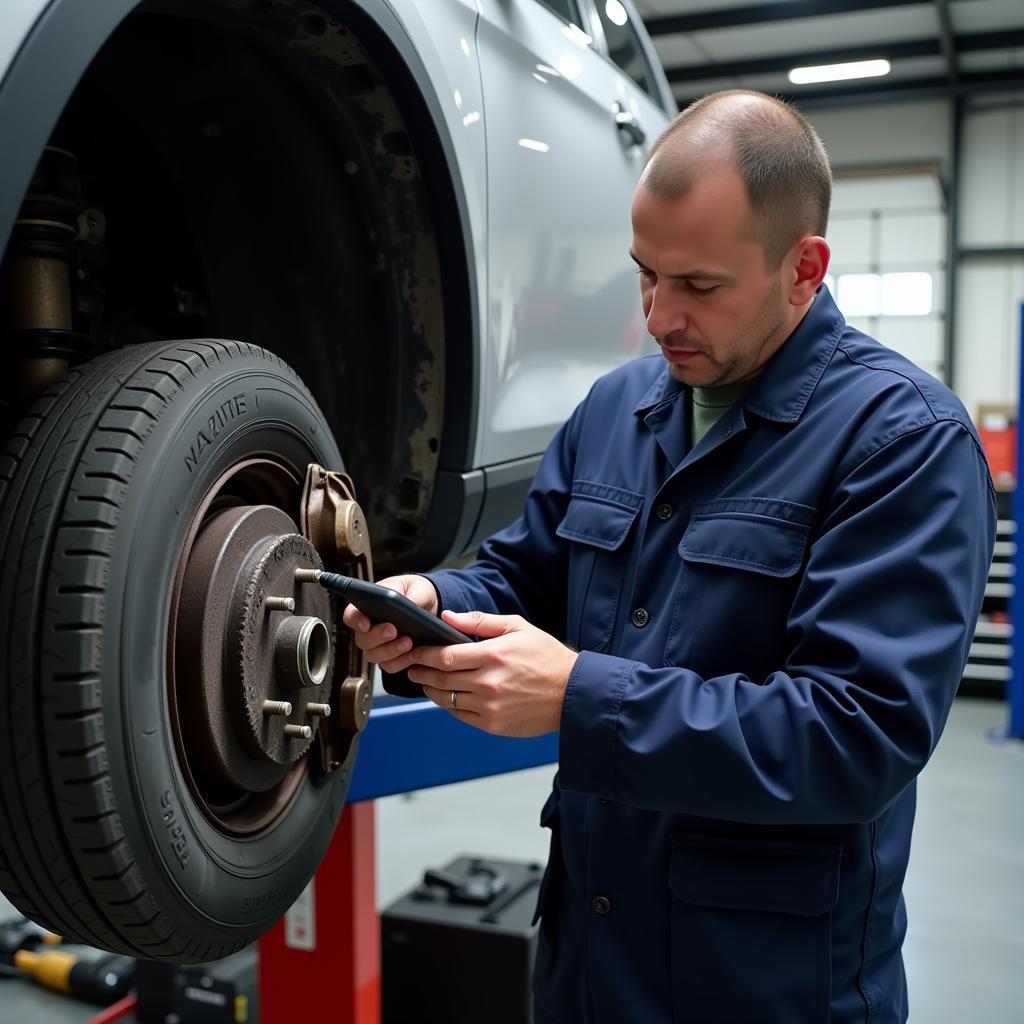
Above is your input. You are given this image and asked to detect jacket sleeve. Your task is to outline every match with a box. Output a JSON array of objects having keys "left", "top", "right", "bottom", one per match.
[
  {"left": 423, "top": 402, "right": 582, "bottom": 639},
  {"left": 557, "top": 419, "right": 996, "bottom": 824}
]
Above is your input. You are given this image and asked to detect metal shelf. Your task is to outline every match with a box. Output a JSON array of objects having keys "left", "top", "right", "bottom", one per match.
[
  {"left": 969, "top": 642, "right": 1011, "bottom": 659},
  {"left": 962, "top": 663, "right": 1011, "bottom": 682},
  {"left": 974, "top": 620, "right": 1013, "bottom": 638}
]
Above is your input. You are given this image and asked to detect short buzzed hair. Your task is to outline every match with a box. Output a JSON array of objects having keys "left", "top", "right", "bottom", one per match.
[{"left": 643, "top": 90, "right": 832, "bottom": 268}]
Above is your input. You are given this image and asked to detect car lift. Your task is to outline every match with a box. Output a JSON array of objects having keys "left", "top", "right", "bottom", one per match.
[{"left": 258, "top": 695, "right": 558, "bottom": 1022}]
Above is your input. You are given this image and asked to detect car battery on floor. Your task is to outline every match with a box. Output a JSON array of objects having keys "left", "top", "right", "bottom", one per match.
[
  {"left": 134, "top": 947, "right": 257, "bottom": 1023},
  {"left": 381, "top": 856, "right": 543, "bottom": 1024}
]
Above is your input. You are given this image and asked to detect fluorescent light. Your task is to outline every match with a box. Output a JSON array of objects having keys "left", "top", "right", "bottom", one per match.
[
  {"left": 605, "top": 0, "right": 628, "bottom": 27},
  {"left": 518, "top": 138, "right": 550, "bottom": 153},
  {"left": 789, "top": 59, "right": 891, "bottom": 85}
]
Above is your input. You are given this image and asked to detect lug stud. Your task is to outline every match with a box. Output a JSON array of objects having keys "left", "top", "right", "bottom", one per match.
[
  {"left": 265, "top": 596, "right": 295, "bottom": 612},
  {"left": 307, "top": 703, "right": 331, "bottom": 717},
  {"left": 294, "top": 568, "right": 320, "bottom": 583},
  {"left": 263, "top": 700, "right": 292, "bottom": 716},
  {"left": 284, "top": 724, "right": 312, "bottom": 740}
]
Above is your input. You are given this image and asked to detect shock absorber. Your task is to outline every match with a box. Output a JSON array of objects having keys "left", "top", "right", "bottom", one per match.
[{"left": 1, "top": 145, "right": 102, "bottom": 409}]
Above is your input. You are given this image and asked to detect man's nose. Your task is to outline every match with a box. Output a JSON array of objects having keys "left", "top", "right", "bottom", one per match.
[{"left": 645, "top": 285, "right": 687, "bottom": 341}]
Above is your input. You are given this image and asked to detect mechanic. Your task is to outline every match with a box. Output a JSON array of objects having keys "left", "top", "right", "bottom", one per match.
[{"left": 344, "top": 90, "right": 995, "bottom": 1023}]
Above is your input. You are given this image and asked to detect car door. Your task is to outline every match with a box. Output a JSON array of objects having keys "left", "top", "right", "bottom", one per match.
[
  {"left": 474, "top": 0, "right": 671, "bottom": 466},
  {"left": 583, "top": 0, "right": 676, "bottom": 139}
]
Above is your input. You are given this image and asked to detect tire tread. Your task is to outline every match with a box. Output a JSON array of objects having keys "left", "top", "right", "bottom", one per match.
[{"left": 0, "top": 339, "right": 320, "bottom": 960}]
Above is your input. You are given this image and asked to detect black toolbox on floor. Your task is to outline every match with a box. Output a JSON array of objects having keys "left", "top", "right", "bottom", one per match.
[{"left": 381, "top": 855, "right": 543, "bottom": 1024}]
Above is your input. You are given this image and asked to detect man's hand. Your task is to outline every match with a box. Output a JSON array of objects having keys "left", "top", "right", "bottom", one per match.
[
  {"left": 342, "top": 574, "right": 438, "bottom": 674},
  {"left": 406, "top": 611, "right": 577, "bottom": 737}
]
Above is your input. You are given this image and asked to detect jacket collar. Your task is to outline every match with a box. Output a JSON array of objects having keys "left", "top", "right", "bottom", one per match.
[{"left": 633, "top": 285, "right": 845, "bottom": 424}]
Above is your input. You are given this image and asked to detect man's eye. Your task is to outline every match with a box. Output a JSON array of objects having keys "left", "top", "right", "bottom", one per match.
[
  {"left": 634, "top": 267, "right": 654, "bottom": 279},
  {"left": 688, "top": 282, "right": 719, "bottom": 295}
]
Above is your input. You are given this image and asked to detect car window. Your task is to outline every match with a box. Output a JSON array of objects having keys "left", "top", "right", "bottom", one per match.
[
  {"left": 536, "top": 0, "right": 584, "bottom": 26},
  {"left": 592, "top": 0, "right": 659, "bottom": 99}
]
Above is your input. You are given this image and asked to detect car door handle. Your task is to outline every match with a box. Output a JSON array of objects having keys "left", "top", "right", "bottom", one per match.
[{"left": 613, "top": 102, "right": 645, "bottom": 148}]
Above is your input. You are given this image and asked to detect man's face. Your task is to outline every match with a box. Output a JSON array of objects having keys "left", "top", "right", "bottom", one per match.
[{"left": 630, "top": 165, "right": 795, "bottom": 388}]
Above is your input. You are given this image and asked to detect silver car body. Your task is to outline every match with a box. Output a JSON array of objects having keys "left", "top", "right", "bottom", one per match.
[{"left": 0, "top": 0, "right": 673, "bottom": 526}]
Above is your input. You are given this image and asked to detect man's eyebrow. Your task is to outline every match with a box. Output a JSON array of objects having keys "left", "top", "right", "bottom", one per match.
[{"left": 627, "top": 252, "right": 729, "bottom": 281}]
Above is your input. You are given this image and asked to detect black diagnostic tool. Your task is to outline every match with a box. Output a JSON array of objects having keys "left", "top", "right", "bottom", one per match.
[{"left": 315, "top": 571, "right": 472, "bottom": 698}]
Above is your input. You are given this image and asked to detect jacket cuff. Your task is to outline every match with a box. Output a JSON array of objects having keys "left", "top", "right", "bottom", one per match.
[
  {"left": 419, "top": 569, "right": 469, "bottom": 616},
  {"left": 558, "top": 650, "right": 635, "bottom": 799}
]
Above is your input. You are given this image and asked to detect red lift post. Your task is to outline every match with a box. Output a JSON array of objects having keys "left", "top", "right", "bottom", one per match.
[{"left": 258, "top": 698, "right": 559, "bottom": 1023}]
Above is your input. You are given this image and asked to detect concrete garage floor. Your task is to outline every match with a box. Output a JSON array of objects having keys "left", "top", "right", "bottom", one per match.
[{"left": 1, "top": 696, "right": 1020, "bottom": 1022}]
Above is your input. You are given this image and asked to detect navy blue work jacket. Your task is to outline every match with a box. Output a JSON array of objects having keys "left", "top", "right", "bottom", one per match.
[{"left": 427, "top": 287, "right": 995, "bottom": 1023}]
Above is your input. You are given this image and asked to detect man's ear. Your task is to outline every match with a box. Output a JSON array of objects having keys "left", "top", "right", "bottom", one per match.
[{"left": 787, "top": 236, "right": 830, "bottom": 306}]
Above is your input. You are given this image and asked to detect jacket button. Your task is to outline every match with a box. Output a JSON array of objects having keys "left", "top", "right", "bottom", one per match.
[
  {"left": 656, "top": 503, "right": 673, "bottom": 521},
  {"left": 592, "top": 896, "right": 611, "bottom": 915},
  {"left": 631, "top": 607, "right": 650, "bottom": 628}
]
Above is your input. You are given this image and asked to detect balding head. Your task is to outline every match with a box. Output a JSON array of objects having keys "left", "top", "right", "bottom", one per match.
[{"left": 641, "top": 90, "right": 831, "bottom": 268}]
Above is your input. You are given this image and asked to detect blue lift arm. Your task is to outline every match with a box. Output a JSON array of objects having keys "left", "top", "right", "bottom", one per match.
[{"left": 347, "top": 697, "right": 558, "bottom": 802}]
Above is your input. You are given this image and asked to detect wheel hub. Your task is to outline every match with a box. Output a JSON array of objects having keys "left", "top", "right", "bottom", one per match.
[
  {"left": 177, "top": 504, "right": 335, "bottom": 794},
  {"left": 169, "top": 459, "right": 372, "bottom": 835}
]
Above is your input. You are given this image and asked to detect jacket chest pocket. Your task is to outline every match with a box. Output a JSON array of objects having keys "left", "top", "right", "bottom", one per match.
[
  {"left": 669, "top": 835, "right": 841, "bottom": 1023},
  {"left": 555, "top": 483, "right": 642, "bottom": 651},
  {"left": 665, "top": 500, "right": 814, "bottom": 678}
]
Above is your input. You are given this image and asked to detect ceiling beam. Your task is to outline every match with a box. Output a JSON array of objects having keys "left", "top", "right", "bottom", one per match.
[
  {"left": 662, "top": 29, "right": 1024, "bottom": 84},
  {"left": 645, "top": 0, "right": 979, "bottom": 37},
  {"left": 673, "top": 68, "right": 1024, "bottom": 110},
  {"left": 934, "top": 0, "right": 959, "bottom": 84}
]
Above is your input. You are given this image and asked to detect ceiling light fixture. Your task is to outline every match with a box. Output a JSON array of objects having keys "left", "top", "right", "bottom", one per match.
[
  {"left": 788, "top": 58, "right": 891, "bottom": 85},
  {"left": 605, "top": 0, "right": 628, "bottom": 27}
]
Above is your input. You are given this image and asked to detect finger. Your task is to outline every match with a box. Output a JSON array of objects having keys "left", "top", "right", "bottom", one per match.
[
  {"left": 408, "top": 640, "right": 489, "bottom": 672},
  {"left": 341, "top": 603, "right": 370, "bottom": 632},
  {"left": 362, "top": 634, "right": 414, "bottom": 666},
  {"left": 440, "top": 609, "right": 520, "bottom": 639},
  {"left": 378, "top": 575, "right": 438, "bottom": 616},
  {"left": 408, "top": 665, "right": 485, "bottom": 693},
  {"left": 403, "top": 576, "right": 440, "bottom": 615},
  {"left": 419, "top": 683, "right": 480, "bottom": 717},
  {"left": 348, "top": 620, "right": 397, "bottom": 652},
  {"left": 378, "top": 649, "right": 417, "bottom": 674}
]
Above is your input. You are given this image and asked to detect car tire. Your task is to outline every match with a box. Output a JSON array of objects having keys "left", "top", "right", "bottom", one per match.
[{"left": 0, "top": 339, "right": 355, "bottom": 962}]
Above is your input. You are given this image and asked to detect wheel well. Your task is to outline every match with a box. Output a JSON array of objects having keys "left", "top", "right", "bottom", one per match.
[{"left": 2, "top": 0, "right": 475, "bottom": 571}]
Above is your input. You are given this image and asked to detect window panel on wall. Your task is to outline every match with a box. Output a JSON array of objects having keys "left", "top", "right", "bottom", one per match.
[
  {"left": 954, "top": 261, "right": 1024, "bottom": 419},
  {"left": 827, "top": 216, "right": 873, "bottom": 265},
  {"left": 825, "top": 170, "right": 947, "bottom": 380},
  {"left": 879, "top": 211, "right": 944, "bottom": 265},
  {"left": 831, "top": 174, "right": 944, "bottom": 215},
  {"left": 960, "top": 108, "right": 1022, "bottom": 248},
  {"left": 881, "top": 272, "right": 933, "bottom": 316},
  {"left": 876, "top": 317, "right": 943, "bottom": 369}
]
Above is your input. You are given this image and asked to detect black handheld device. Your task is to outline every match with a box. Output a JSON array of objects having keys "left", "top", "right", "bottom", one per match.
[{"left": 316, "top": 572, "right": 471, "bottom": 698}]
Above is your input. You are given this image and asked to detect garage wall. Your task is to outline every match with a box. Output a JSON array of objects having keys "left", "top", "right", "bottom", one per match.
[
  {"left": 954, "top": 99, "right": 1024, "bottom": 422},
  {"left": 800, "top": 96, "right": 1024, "bottom": 426},
  {"left": 825, "top": 172, "right": 946, "bottom": 381},
  {"left": 806, "top": 99, "right": 953, "bottom": 176}
]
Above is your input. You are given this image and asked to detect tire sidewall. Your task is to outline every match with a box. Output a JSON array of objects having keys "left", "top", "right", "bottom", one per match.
[{"left": 99, "top": 355, "right": 351, "bottom": 935}]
